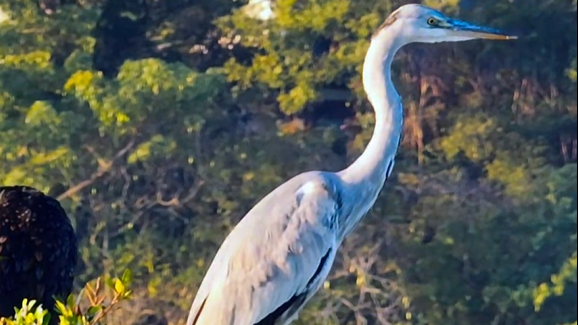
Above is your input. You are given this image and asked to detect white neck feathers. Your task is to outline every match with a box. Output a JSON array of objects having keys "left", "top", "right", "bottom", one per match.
[{"left": 339, "top": 25, "right": 405, "bottom": 186}]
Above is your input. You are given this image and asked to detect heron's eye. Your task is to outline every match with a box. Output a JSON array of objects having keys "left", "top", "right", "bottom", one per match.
[{"left": 427, "top": 17, "right": 437, "bottom": 26}]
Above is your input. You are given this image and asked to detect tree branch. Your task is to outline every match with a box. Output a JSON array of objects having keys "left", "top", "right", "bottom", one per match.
[{"left": 57, "top": 139, "right": 135, "bottom": 201}]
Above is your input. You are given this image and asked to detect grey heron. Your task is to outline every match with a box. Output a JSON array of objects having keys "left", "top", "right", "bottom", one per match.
[{"left": 186, "top": 4, "right": 516, "bottom": 325}]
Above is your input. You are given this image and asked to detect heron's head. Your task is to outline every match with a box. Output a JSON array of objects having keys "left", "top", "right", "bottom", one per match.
[{"left": 374, "top": 4, "right": 517, "bottom": 44}]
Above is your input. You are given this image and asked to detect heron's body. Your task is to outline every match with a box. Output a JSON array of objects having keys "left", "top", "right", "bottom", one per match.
[
  {"left": 189, "top": 163, "right": 399, "bottom": 324},
  {"left": 187, "top": 4, "right": 516, "bottom": 325}
]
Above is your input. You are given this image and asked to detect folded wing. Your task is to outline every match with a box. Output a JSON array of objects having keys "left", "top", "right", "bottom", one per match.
[{"left": 187, "top": 175, "right": 341, "bottom": 325}]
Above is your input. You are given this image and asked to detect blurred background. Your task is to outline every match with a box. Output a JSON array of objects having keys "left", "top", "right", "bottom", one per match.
[{"left": 0, "top": 0, "right": 576, "bottom": 324}]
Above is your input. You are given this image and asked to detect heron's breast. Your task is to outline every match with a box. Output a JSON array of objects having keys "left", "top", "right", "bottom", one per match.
[{"left": 337, "top": 184, "right": 383, "bottom": 237}]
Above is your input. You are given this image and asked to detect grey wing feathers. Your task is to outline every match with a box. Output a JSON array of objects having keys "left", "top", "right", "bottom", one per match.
[
  {"left": 255, "top": 248, "right": 333, "bottom": 325},
  {"left": 187, "top": 173, "right": 340, "bottom": 325}
]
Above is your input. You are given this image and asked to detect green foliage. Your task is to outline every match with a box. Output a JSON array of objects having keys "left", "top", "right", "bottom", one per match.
[
  {"left": 0, "top": 270, "right": 132, "bottom": 325},
  {"left": 0, "top": 300, "right": 50, "bottom": 325},
  {"left": 0, "top": 0, "right": 576, "bottom": 324}
]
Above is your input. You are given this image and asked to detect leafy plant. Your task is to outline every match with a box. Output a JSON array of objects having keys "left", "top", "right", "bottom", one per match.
[{"left": 0, "top": 270, "right": 132, "bottom": 325}]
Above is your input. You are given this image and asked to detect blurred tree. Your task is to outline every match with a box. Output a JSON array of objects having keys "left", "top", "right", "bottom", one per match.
[{"left": 0, "top": 186, "right": 77, "bottom": 324}]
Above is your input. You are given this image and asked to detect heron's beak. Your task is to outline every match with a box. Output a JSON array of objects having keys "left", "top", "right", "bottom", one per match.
[{"left": 443, "top": 19, "right": 517, "bottom": 40}]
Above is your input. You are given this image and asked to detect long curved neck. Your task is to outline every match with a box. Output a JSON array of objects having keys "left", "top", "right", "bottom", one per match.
[{"left": 338, "top": 29, "right": 404, "bottom": 186}]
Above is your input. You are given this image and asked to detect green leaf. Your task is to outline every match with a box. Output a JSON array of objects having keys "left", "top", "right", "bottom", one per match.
[
  {"left": 121, "top": 268, "right": 133, "bottom": 286},
  {"left": 113, "top": 278, "right": 125, "bottom": 295}
]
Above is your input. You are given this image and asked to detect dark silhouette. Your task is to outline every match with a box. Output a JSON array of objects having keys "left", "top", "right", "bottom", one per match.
[{"left": 0, "top": 186, "right": 77, "bottom": 322}]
